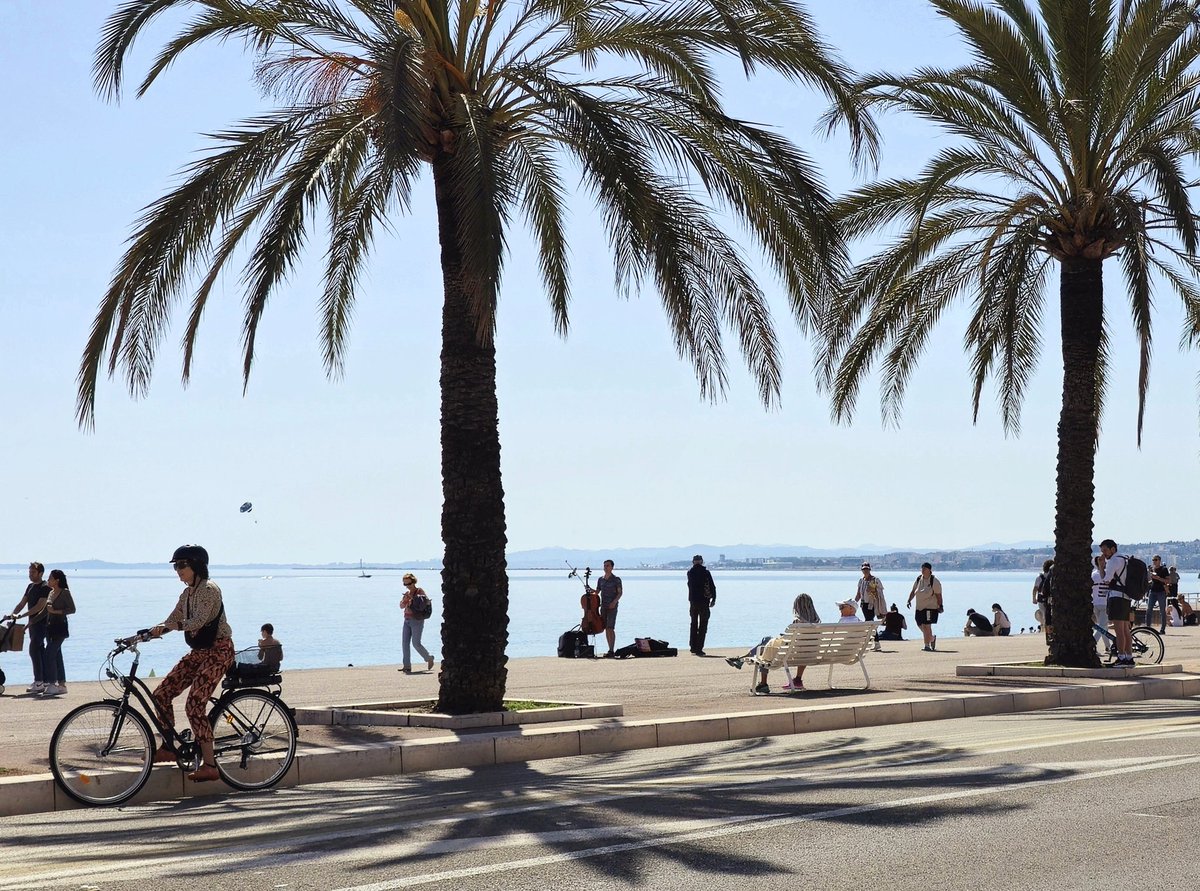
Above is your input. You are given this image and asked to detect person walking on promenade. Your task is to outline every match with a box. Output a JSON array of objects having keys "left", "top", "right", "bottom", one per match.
[
  {"left": 148, "top": 545, "right": 234, "bottom": 783},
  {"left": 1032, "top": 559, "right": 1053, "bottom": 627},
  {"left": 991, "top": 604, "right": 1012, "bottom": 636},
  {"left": 686, "top": 555, "right": 716, "bottom": 656},
  {"left": 399, "top": 573, "right": 436, "bottom": 674},
  {"left": 907, "top": 562, "right": 943, "bottom": 651},
  {"left": 1099, "top": 539, "right": 1134, "bottom": 666},
  {"left": 855, "top": 562, "right": 886, "bottom": 623},
  {"left": 594, "top": 559, "right": 623, "bottom": 658},
  {"left": 40, "top": 569, "right": 75, "bottom": 697},
  {"left": 9, "top": 562, "right": 49, "bottom": 694},
  {"left": 1147, "top": 556, "right": 1169, "bottom": 633},
  {"left": 1168, "top": 565, "right": 1181, "bottom": 598}
]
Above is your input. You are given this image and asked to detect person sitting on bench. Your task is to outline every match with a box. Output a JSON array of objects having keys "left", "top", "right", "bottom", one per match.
[{"left": 724, "top": 593, "right": 821, "bottom": 693}]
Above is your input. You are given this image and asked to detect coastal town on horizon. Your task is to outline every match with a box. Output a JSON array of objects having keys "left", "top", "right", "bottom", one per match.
[{"left": 6, "top": 538, "right": 1197, "bottom": 574}]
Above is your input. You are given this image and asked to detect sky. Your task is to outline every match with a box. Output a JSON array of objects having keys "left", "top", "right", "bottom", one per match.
[{"left": 0, "top": 0, "right": 1196, "bottom": 566}]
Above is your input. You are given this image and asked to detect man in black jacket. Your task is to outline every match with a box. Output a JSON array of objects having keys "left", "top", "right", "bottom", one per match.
[
  {"left": 8, "top": 562, "right": 49, "bottom": 693},
  {"left": 687, "top": 555, "right": 717, "bottom": 656}
]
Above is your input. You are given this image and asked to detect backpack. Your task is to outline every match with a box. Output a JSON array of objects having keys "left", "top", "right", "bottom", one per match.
[
  {"left": 1110, "top": 556, "right": 1148, "bottom": 600},
  {"left": 410, "top": 593, "right": 433, "bottom": 620}
]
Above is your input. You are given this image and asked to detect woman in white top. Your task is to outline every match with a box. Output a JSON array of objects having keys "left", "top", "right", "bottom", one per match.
[{"left": 1091, "top": 555, "right": 1109, "bottom": 652}]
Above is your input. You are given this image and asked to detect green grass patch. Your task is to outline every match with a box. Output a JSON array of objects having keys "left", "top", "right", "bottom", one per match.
[
  {"left": 502, "top": 700, "right": 572, "bottom": 712},
  {"left": 394, "top": 699, "right": 572, "bottom": 714}
]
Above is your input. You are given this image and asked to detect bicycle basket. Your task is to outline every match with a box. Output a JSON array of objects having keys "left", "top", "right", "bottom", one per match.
[{"left": 225, "top": 650, "right": 281, "bottom": 688}]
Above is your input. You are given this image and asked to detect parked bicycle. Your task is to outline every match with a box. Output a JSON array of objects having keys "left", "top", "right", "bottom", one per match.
[
  {"left": 1093, "top": 622, "right": 1164, "bottom": 665},
  {"left": 50, "top": 631, "right": 297, "bottom": 807}
]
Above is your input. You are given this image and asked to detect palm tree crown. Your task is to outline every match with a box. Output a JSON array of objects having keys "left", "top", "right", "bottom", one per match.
[
  {"left": 79, "top": 0, "right": 872, "bottom": 419},
  {"left": 81, "top": 0, "right": 872, "bottom": 710},
  {"left": 821, "top": 0, "right": 1200, "bottom": 666}
]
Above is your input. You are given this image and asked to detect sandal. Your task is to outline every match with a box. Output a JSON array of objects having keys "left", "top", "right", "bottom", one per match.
[
  {"left": 187, "top": 764, "right": 221, "bottom": 783},
  {"left": 153, "top": 747, "right": 177, "bottom": 764}
]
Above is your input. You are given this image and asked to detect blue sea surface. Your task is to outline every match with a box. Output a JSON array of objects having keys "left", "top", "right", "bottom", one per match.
[{"left": 0, "top": 568, "right": 1046, "bottom": 687}]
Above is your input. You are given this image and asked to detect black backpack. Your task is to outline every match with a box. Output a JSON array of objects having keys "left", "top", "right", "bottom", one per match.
[
  {"left": 1111, "top": 556, "right": 1149, "bottom": 600},
  {"left": 411, "top": 593, "right": 433, "bottom": 620}
]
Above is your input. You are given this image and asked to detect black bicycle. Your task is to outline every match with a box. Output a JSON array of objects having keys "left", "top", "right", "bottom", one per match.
[
  {"left": 49, "top": 631, "right": 298, "bottom": 806},
  {"left": 1092, "top": 621, "right": 1165, "bottom": 665}
]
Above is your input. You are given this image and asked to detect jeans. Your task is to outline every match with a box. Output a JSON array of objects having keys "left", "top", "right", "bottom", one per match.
[
  {"left": 402, "top": 618, "right": 432, "bottom": 668},
  {"left": 689, "top": 601, "right": 711, "bottom": 652},
  {"left": 27, "top": 621, "right": 46, "bottom": 683},
  {"left": 1144, "top": 591, "right": 1167, "bottom": 631},
  {"left": 1093, "top": 604, "right": 1109, "bottom": 649},
  {"left": 41, "top": 636, "right": 66, "bottom": 684}
]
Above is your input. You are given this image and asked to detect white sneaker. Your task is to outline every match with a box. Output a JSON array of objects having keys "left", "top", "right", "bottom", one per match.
[
  {"left": 26, "top": 682, "right": 44, "bottom": 694},
  {"left": 42, "top": 684, "right": 66, "bottom": 696}
]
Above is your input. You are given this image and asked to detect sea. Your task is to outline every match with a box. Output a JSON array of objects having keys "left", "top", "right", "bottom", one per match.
[{"left": 0, "top": 568, "right": 1053, "bottom": 687}]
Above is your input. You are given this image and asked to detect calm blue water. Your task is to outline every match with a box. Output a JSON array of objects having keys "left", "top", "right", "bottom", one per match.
[{"left": 0, "top": 568, "right": 1045, "bottom": 686}]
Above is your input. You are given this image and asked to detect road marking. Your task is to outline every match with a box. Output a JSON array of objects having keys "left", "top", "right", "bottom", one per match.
[
  {"left": 329, "top": 750, "right": 1200, "bottom": 890},
  {"left": 5, "top": 710, "right": 1199, "bottom": 889}
]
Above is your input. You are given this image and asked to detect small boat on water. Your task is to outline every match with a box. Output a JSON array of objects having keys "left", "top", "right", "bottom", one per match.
[{"left": 359, "top": 559, "right": 372, "bottom": 579}]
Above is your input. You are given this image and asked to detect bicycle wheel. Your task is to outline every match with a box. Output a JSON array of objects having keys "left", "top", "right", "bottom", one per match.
[
  {"left": 50, "top": 701, "right": 154, "bottom": 806},
  {"left": 208, "top": 690, "right": 297, "bottom": 791},
  {"left": 1131, "top": 627, "right": 1165, "bottom": 665}
]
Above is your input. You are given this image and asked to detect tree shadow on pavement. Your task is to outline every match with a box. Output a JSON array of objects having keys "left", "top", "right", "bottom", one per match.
[{"left": 10, "top": 733, "right": 1065, "bottom": 887}]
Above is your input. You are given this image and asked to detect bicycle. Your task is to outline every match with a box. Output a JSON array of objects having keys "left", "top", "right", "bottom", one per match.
[
  {"left": 1092, "top": 621, "right": 1164, "bottom": 665},
  {"left": 49, "top": 631, "right": 298, "bottom": 807}
]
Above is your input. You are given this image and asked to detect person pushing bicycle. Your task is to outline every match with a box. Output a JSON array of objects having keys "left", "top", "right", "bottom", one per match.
[{"left": 148, "top": 545, "right": 234, "bottom": 782}]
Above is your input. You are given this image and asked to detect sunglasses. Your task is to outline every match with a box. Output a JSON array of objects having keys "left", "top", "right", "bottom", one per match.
[{"left": 173, "top": 561, "right": 189, "bottom": 570}]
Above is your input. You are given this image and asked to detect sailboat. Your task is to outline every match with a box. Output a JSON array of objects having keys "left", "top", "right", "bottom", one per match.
[{"left": 359, "top": 559, "right": 372, "bottom": 579}]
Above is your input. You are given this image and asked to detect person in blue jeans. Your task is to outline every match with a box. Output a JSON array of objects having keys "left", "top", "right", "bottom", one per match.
[
  {"left": 8, "top": 562, "right": 49, "bottom": 694},
  {"left": 399, "top": 573, "right": 435, "bottom": 674},
  {"left": 1146, "top": 556, "right": 1169, "bottom": 634}
]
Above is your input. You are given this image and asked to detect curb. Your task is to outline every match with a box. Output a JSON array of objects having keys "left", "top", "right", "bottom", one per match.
[{"left": 5, "top": 674, "right": 1199, "bottom": 818}]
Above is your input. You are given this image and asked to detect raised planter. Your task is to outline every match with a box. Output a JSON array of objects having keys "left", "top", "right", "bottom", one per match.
[
  {"left": 956, "top": 660, "right": 1183, "bottom": 678},
  {"left": 294, "top": 698, "right": 623, "bottom": 730}
]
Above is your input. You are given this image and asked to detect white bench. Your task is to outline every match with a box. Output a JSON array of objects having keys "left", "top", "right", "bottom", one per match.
[{"left": 747, "top": 622, "right": 875, "bottom": 693}]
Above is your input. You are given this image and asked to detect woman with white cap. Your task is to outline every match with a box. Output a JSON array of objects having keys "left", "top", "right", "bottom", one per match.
[{"left": 855, "top": 563, "right": 886, "bottom": 622}]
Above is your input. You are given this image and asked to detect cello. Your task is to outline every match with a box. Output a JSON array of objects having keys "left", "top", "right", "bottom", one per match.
[{"left": 569, "top": 565, "right": 605, "bottom": 635}]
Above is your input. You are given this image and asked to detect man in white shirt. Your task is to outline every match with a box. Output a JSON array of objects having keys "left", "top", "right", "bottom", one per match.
[
  {"left": 907, "top": 562, "right": 943, "bottom": 651},
  {"left": 1099, "top": 539, "right": 1133, "bottom": 665}
]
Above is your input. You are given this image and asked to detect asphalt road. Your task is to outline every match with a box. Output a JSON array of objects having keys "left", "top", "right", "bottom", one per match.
[{"left": 3, "top": 700, "right": 1198, "bottom": 890}]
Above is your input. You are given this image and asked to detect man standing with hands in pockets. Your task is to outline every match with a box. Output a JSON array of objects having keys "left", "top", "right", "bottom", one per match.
[
  {"left": 907, "top": 562, "right": 943, "bottom": 652},
  {"left": 687, "top": 555, "right": 717, "bottom": 656}
]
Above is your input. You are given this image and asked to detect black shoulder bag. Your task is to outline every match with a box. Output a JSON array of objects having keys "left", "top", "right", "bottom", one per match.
[{"left": 185, "top": 603, "right": 226, "bottom": 650}]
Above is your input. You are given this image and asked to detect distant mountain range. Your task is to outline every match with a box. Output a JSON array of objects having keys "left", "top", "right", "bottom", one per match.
[
  {"left": 497, "top": 541, "right": 1057, "bottom": 568},
  {"left": 7, "top": 539, "right": 1197, "bottom": 572}
]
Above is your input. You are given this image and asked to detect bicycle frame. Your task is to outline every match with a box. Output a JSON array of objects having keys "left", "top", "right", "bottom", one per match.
[{"left": 102, "top": 639, "right": 200, "bottom": 765}]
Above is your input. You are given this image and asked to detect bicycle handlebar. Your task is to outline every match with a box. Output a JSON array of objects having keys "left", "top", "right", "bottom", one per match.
[{"left": 112, "top": 629, "right": 155, "bottom": 654}]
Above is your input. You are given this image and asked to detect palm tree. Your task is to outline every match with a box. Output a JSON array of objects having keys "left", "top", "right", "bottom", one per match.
[
  {"left": 820, "top": 0, "right": 1200, "bottom": 667},
  {"left": 79, "top": 0, "right": 873, "bottom": 712}
]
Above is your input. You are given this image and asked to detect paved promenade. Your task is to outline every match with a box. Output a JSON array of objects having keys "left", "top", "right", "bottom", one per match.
[{"left": 4, "top": 629, "right": 1200, "bottom": 816}]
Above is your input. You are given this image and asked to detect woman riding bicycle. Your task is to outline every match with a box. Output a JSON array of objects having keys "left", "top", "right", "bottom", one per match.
[{"left": 149, "top": 544, "right": 234, "bottom": 783}]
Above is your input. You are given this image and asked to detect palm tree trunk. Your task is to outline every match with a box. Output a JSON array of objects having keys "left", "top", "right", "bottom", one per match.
[
  {"left": 432, "top": 158, "right": 510, "bottom": 713},
  {"left": 1047, "top": 256, "right": 1102, "bottom": 668}
]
